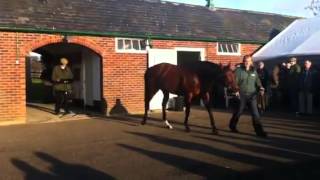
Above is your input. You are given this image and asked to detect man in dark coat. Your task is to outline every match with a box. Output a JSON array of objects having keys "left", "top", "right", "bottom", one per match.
[
  {"left": 51, "top": 58, "right": 74, "bottom": 115},
  {"left": 298, "top": 60, "right": 315, "bottom": 115},
  {"left": 287, "top": 57, "right": 301, "bottom": 113}
]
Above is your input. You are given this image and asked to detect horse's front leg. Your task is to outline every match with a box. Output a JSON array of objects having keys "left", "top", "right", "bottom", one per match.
[
  {"left": 184, "top": 94, "right": 193, "bottom": 132},
  {"left": 202, "top": 92, "right": 218, "bottom": 135},
  {"left": 162, "top": 91, "right": 173, "bottom": 129}
]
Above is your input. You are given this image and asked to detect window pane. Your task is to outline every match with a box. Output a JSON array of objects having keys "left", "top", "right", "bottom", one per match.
[
  {"left": 222, "top": 43, "right": 228, "bottom": 52},
  {"left": 140, "top": 40, "right": 146, "bottom": 50},
  {"left": 218, "top": 43, "right": 240, "bottom": 53},
  {"left": 218, "top": 43, "right": 223, "bottom": 52},
  {"left": 124, "top": 39, "right": 132, "bottom": 50},
  {"left": 233, "top": 44, "right": 239, "bottom": 53},
  {"left": 117, "top": 39, "right": 124, "bottom": 50},
  {"left": 227, "top": 44, "right": 233, "bottom": 53},
  {"left": 117, "top": 38, "right": 147, "bottom": 52},
  {"left": 132, "top": 40, "right": 139, "bottom": 50},
  {"left": 230, "top": 44, "right": 235, "bottom": 52}
]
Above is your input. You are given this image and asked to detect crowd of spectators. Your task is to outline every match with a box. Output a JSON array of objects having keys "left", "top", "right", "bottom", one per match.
[{"left": 256, "top": 57, "right": 319, "bottom": 116}]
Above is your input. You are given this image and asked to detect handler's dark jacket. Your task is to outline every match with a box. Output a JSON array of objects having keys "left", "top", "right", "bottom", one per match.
[
  {"left": 235, "top": 65, "right": 262, "bottom": 94},
  {"left": 51, "top": 65, "right": 73, "bottom": 92}
]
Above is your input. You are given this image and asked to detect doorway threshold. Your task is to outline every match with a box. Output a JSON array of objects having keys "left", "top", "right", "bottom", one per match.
[{"left": 26, "top": 103, "right": 98, "bottom": 124}]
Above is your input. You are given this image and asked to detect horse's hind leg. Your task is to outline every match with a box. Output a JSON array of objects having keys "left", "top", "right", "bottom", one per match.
[
  {"left": 184, "top": 94, "right": 193, "bottom": 132},
  {"left": 202, "top": 92, "right": 218, "bottom": 135},
  {"left": 142, "top": 100, "right": 149, "bottom": 125},
  {"left": 142, "top": 92, "right": 151, "bottom": 125},
  {"left": 142, "top": 78, "right": 158, "bottom": 125},
  {"left": 162, "top": 91, "right": 173, "bottom": 129}
]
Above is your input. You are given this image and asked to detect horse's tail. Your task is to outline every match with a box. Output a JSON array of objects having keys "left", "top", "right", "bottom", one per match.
[
  {"left": 144, "top": 69, "right": 150, "bottom": 112},
  {"left": 142, "top": 68, "right": 151, "bottom": 123},
  {"left": 144, "top": 70, "right": 149, "bottom": 109}
]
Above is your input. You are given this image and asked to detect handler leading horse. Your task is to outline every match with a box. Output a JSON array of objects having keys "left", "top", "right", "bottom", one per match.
[{"left": 141, "top": 61, "right": 238, "bottom": 134}]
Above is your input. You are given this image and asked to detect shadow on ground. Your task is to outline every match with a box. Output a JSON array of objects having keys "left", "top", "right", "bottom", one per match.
[
  {"left": 11, "top": 152, "right": 115, "bottom": 180},
  {"left": 119, "top": 130, "right": 320, "bottom": 180},
  {"left": 108, "top": 108, "right": 320, "bottom": 179}
]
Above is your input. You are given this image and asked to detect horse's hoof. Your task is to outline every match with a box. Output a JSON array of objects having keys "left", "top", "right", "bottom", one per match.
[
  {"left": 185, "top": 127, "right": 190, "bottom": 132},
  {"left": 166, "top": 125, "right": 173, "bottom": 130},
  {"left": 230, "top": 128, "right": 239, "bottom": 133},
  {"left": 141, "top": 121, "right": 146, "bottom": 125},
  {"left": 212, "top": 130, "right": 219, "bottom": 135},
  {"left": 164, "top": 120, "right": 173, "bottom": 129}
]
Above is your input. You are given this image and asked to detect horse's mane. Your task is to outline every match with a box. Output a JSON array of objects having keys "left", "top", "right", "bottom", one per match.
[
  {"left": 183, "top": 61, "right": 222, "bottom": 79},
  {"left": 181, "top": 61, "right": 224, "bottom": 92}
]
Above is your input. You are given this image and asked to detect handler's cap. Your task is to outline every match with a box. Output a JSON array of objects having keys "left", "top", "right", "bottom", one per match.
[{"left": 60, "top": 57, "right": 69, "bottom": 64}]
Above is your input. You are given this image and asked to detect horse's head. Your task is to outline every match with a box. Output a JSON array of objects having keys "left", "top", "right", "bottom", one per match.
[{"left": 221, "top": 64, "right": 239, "bottom": 92}]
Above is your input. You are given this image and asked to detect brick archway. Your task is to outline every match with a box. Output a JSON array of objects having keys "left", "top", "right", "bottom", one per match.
[
  {"left": 21, "top": 35, "right": 104, "bottom": 57},
  {"left": 22, "top": 35, "right": 106, "bottom": 118}
]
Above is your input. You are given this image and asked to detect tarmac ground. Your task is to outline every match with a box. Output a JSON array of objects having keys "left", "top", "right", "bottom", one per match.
[{"left": 1, "top": 106, "right": 320, "bottom": 180}]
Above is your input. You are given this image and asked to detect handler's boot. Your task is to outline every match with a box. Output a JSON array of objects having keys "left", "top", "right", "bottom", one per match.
[
  {"left": 254, "top": 124, "right": 268, "bottom": 138},
  {"left": 229, "top": 117, "right": 239, "bottom": 133}
]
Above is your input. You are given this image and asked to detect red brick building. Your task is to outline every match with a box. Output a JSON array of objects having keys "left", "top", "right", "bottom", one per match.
[{"left": 0, "top": 0, "right": 295, "bottom": 125}]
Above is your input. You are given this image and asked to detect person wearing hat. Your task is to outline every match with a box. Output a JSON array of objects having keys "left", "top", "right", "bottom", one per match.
[{"left": 51, "top": 58, "right": 74, "bottom": 115}]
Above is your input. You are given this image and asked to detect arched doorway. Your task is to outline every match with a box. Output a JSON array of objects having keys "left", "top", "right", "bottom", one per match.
[{"left": 26, "top": 43, "right": 103, "bottom": 117}]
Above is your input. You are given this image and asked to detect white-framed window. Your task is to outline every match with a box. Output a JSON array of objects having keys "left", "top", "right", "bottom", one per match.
[
  {"left": 116, "top": 38, "right": 147, "bottom": 53},
  {"left": 217, "top": 42, "right": 241, "bottom": 56}
]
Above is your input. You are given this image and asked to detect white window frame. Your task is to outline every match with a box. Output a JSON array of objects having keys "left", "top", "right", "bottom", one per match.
[
  {"left": 115, "top": 38, "right": 147, "bottom": 53},
  {"left": 216, "top": 42, "right": 241, "bottom": 56}
]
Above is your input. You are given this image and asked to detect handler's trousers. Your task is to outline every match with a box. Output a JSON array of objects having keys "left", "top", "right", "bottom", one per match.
[{"left": 229, "top": 92, "right": 267, "bottom": 136}]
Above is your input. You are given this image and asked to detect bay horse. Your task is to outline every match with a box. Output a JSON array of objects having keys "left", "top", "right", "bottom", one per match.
[{"left": 141, "top": 61, "right": 238, "bottom": 134}]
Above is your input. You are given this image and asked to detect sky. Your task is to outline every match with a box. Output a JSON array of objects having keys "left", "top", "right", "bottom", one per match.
[{"left": 165, "top": 0, "right": 315, "bottom": 18}]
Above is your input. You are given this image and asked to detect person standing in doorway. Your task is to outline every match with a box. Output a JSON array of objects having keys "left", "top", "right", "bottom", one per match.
[
  {"left": 52, "top": 58, "right": 74, "bottom": 115},
  {"left": 229, "top": 55, "right": 268, "bottom": 137}
]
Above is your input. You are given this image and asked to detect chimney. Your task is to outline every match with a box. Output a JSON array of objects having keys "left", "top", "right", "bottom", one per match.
[{"left": 206, "top": 0, "right": 215, "bottom": 10}]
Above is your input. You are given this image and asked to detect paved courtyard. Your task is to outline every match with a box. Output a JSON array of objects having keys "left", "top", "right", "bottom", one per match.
[{"left": 1, "top": 108, "right": 320, "bottom": 180}]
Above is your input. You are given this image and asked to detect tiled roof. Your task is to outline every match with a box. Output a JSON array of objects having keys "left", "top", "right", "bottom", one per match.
[{"left": 0, "top": 0, "right": 298, "bottom": 43}]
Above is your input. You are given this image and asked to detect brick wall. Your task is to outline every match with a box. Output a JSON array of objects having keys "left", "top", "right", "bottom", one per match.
[
  {"left": 0, "top": 32, "right": 26, "bottom": 123},
  {"left": 153, "top": 40, "right": 261, "bottom": 64},
  {"left": 0, "top": 32, "right": 261, "bottom": 124}
]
